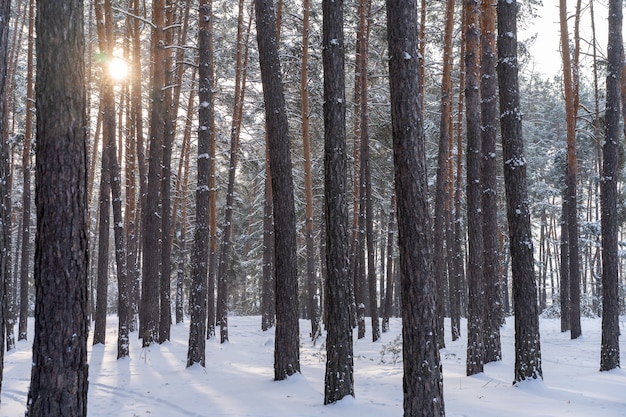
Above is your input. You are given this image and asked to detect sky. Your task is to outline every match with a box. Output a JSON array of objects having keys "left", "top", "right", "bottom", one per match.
[
  {"left": 522, "top": 0, "right": 610, "bottom": 77},
  {"left": 2, "top": 315, "right": 625, "bottom": 416}
]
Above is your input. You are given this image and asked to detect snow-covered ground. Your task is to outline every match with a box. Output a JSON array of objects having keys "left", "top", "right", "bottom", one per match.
[{"left": 2, "top": 315, "right": 625, "bottom": 416}]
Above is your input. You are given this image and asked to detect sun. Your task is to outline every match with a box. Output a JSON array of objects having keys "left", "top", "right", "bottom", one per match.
[{"left": 108, "top": 57, "right": 129, "bottom": 82}]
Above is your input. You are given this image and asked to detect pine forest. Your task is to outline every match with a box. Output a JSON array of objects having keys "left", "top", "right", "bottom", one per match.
[{"left": 0, "top": 0, "right": 624, "bottom": 416}]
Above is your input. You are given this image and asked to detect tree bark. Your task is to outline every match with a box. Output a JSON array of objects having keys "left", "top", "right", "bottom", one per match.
[
  {"left": 480, "top": 0, "right": 502, "bottom": 364},
  {"left": 187, "top": 0, "right": 213, "bottom": 368},
  {"left": 141, "top": 0, "right": 167, "bottom": 346},
  {"left": 254, "top": 0, "right": 300, "bottom": 381},
  {"left": 433, "top": 0, "right": 456, "bottom": 350},
  {"left": 217, "top": 2, "right": 251, "bottom": 343},
  {"left": 559, "top": 0, "right": 582, "bottom": 340},
  {"left": 18, "top": 0, "right": 34, "bottom": 342},
  {"left": 600, "top": 0, "right": 621, "bottom": 372},
  {"left": 497, "top": 0, "right": 543, "bottom": 383},
  {"left": 0, "top": 0, "right": 9, "bottom": 394},
  {"left": 27, "top": 0, "right": 89, "bottom": 411},
  {"left": 386, "top": 1, "right": 445, "bottom": 415},
  {"left": 322, "top": 0, "right": 355, "bottom": 403},
  {"left": 301, "top": 0, "right": 320, "bottom": 341},
  {"left": 464, "top": 0, "right": 484, "bottom": 376}
]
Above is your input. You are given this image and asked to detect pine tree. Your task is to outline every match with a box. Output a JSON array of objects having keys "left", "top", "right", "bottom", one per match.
[
  {"left": 386, "top": 0, "right": 445, "bottom": 414},
  {"left": 497, "top": 0, "right": 543, "bottom": 383},
  {"left": 27, "top": 0, "right": 89, "bottom": 411}
]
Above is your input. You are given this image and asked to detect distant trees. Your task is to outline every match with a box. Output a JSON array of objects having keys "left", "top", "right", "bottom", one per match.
[{"left": 27, "top": 0, "right": 89, "bottom": 413}]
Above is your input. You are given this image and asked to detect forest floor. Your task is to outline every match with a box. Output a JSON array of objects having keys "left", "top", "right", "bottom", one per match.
[{"left": 2, "top": 314, "right": 625, "bottom": 416}]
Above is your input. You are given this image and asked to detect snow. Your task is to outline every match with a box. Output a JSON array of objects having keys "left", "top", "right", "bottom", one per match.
[{"left": 2, "top": 316, "right": 625, "bottom": 416}]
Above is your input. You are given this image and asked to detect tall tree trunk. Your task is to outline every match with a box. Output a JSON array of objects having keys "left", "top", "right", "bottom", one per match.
[
  {"left": 464, "top": 0, "right": 484, "bottom": 377},
  {"left": 357, "top": 0, "right": 379, "bottom": 343},
  {"left": 599, "top": 0, "right": 621, "bottom": 372},
  {"left": 217, "top": 2, "right": 251, "bottom": 343},
  {"left": 559, "top": 0, "right": 582, "bottom": 340},
  {"left": 92, "top": 0, "right": 114, "bottom": 346},
  {"left": 451, "top": 5, "right": 467, "bottom": 340},
  {"left": 480, "top": 0, "right": 502, "bottom": 364},
  {"left": 175, "top": 82, "right": 194, "bottom": 325},
  {"left": 386, "top": 0, "right": 445, "bottom": 414},
  {"left": 187, "top": 0, "right": 213, "bottom": 367},
  {"left": 0, "top": 0, "right": 8, "bottom": 395},
  {"left": 254, "top": 0, "right": 300, "bottom": 381},
  {"left": 18, "top": 0, "right": 34, "bottom": 342},
  {"left": 127, "top": 0, "right": 145, "bottom": 333},
  {"left": 158, "top": 0, "right": 177, "bottom": 343},
  {"left": 301, "top": 0, "right": 320, "bottom": 341},
  {"left": 322, "top": 0, "right": 354, "bottom": 403},
  {"left": 27, "top": 0, "right": 89, "bottom": 411},
  {"left": 497, "top": 0, "right": 543, "bottom": 383},
  {"left": 433, "top": 0, "right": 456, "bottom": 350},
  {"left": 141, "top": 0, "right": 167, "bottom": 346}
]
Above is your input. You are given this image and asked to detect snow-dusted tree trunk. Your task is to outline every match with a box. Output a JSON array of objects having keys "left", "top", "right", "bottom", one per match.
[
  {"left": 600, "top": 0, "right": 622, "bottom": 372},
  {"left": 464, "top": 0, "right": 485, "bottom": 377},
  {"left": 386, "top": 0, "right": 445, "bottom": 415},
  {"left": 254, "top": 0, "right": 300, "bottom": 381},
  {"left": 27, "top": 0, "right": 89, "bottom": 411},
  {"left": 480, "top": 0, "right": 502, "bottom": 365},
  {"left": 496, "top": 0, "right": 543, "bottom": 383},
  {"left": 322, "top": 0, "right": 354, "bottom": 404},
  {"left": 187, "top": 0, "right": 213, "bottom": 368}
]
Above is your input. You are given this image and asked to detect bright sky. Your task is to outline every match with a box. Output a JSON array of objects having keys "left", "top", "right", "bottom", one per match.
[{"left": 522, "top": 1, "right": 610, "bottom": 77}]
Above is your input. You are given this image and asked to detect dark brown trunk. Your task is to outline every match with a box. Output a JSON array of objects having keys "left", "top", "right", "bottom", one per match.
[
  {"left": 323, "top": 0, "right": 354, "bottom": 403},
  {"left": 480, "top": 0, "right": 502, "bottom": 364},
  {"left": 600, "top": 0, "right": 621, "bottom": 372},
  {"left": 464, "top": 0, "right": 484, "bottom": 376},
  {"left": 254, "top": 0, "right": 300, "bottom": 380},
  {"left": 27, "top": 0, "right": 89, "bottom": 411},
  {"left": 497, "top": 0, "right": 543, "bottom": 382},
  {"left": 386, "top": 0, "right": 445, "bottom": 414}
]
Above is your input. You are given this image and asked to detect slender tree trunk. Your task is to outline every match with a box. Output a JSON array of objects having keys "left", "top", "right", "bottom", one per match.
[
  {"left": 322, "top": 0, "right": 354, "bottom": 403},
  {"left": 18, "top": 0, "right": 34, "bottom": 342},
  {"left": 261, "top": 146, "right": 275, "bottom": 331},
  {"left": 600, "top": 0, "right": 621, "bottom": 372},
  {"left": 356, "top": 0, "right": 379, "bottom": 343},
  {"left": 382, "top": 193, "right": 395, "bottom": 333},
  {"left": 451, "top": 5, "right": 467, "bottom": 340},
  {"left": 559, "top": 0, "right": 582, "bottom": 340},
  {"left": 141, "top": 0, "right": 167, "bottom": 346},
  {"left": 497, "top": 0, "right": 543, "bottom": 383},
  {"left": 254, "top": 0, "right": 300, "bottom": 380},
  {"left": 480, "top": 0, "right": 502, "bottom": 364},
  {"left": 217, "top": 2, "right": 251, "bottom": 343},
  {"left": 0, "top": 0, "right": 9, "bottom": 395},
  {"left": 187, "top": 0, "right": 213, "bottom": 368},
  {"left": 433, "top": 0, "right": 456, "bottom": 350},
  {"left": 465, "top": 0, "right": 484, "bottom": 376},
  {"left": 301, "top": 0, "right": 320, "bottom": 341},
  {"left": 175, "top": 83, "right": 194, "bottom": 325}
]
